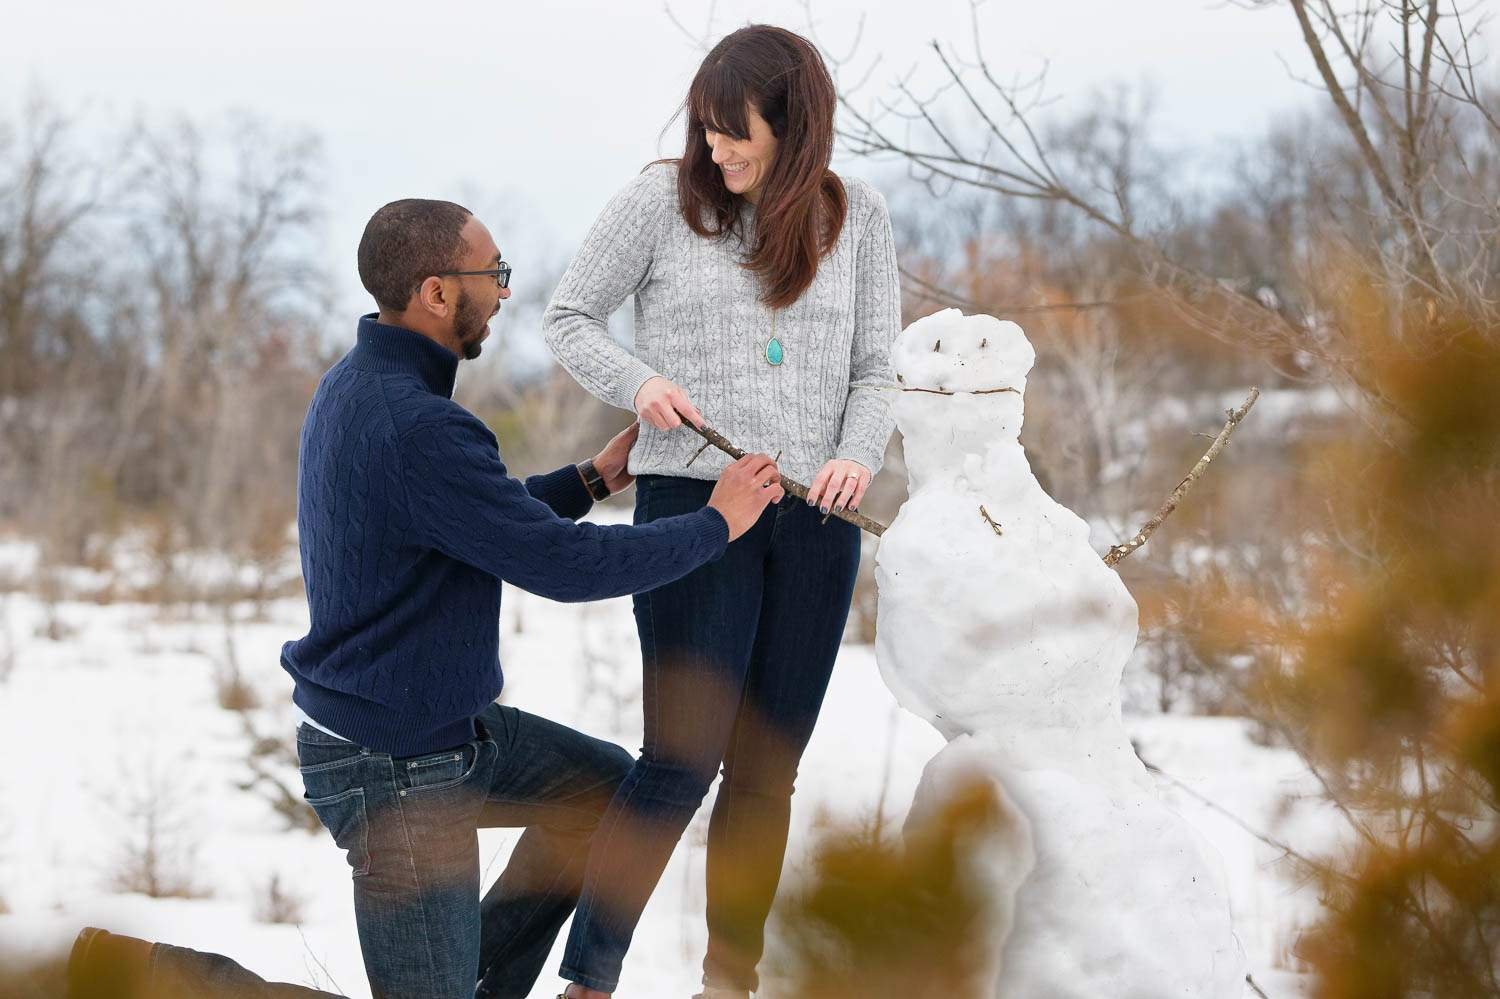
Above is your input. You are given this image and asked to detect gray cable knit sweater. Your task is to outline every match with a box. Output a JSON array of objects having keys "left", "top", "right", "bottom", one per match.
[{"left": 542, "top": 162, "right": 900, "bottom": 483}]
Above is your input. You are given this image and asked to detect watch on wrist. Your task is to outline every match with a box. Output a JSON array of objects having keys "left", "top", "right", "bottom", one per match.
[{"left": 576, "top": 459, "right": 611, "bottom": 501}]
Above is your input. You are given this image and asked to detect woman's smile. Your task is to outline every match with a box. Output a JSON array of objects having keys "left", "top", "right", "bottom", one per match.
[{"left": 706, "top": 105, "right": 779, "bottom": 202}]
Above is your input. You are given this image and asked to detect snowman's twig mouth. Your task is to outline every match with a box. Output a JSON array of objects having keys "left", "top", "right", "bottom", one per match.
[{"left": 884, "top": 385, "right": 1022, "bottom": 396}]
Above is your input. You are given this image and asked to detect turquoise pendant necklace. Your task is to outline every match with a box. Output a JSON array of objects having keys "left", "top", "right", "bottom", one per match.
[{"left": 765, "top": 307, "right": 784, "bottom": 366}]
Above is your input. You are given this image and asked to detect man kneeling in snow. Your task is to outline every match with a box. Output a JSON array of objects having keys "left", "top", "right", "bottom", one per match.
[{"left": 68, "top": 198, "right": 782, "bottom": 999}]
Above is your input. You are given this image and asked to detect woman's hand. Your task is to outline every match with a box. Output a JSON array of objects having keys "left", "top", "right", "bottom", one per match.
[
  {"left": 807, "top": 459, "right": 871, "bottom": 514},
  {"left": 633, "top": 376, "right": 704, "bottom": 431}
]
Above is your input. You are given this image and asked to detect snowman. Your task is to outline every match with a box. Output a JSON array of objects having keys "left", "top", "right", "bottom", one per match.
[{"left": 874, "top": 309, "right": 1245, "bottom": 997}]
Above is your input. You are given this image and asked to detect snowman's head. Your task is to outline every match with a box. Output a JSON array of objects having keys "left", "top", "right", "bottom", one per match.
[
  {"left": 892, "top": 309, "right": 1035, "bottom": 395},
  {"left": 890, "top": 311, "right": 1036, "bottom": 474}
]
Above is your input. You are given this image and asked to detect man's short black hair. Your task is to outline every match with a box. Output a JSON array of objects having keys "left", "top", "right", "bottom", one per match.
[{"left": 357, "top": 199, "right": 474, "bottom": 312}]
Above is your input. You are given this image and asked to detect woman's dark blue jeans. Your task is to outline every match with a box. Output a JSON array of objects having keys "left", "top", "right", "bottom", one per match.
[{"left": 560, "top": 473, "right": 862, "bottom": 994}]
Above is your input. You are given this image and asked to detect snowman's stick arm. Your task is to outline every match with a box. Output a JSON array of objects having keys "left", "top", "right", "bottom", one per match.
[
  {"left": 678, "top": 419, "right": 889, "bottom": 537},
  {"left": 1103, "top": 387, "right": 1261, "bottom": 567}
]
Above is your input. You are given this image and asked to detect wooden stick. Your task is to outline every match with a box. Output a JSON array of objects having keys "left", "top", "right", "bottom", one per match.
[
  {"left": 979, "top": 505, "right": 1003, "bottom": 536},
  {"left": 685, "top": 440, "right": 713, "bottom": 467},
  {"left": 1103, "top": 388, "right": 1261, "bottom": 567},
  {"left": 674, "top": 383, "right": 1256, "bottom": 551},
  {"left": 679, "top": 420, "right": 889, "bottom": 537}
]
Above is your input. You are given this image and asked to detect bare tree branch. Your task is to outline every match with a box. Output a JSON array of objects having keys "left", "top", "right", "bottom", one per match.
[{"left": 1105, "top": 389, "right": 1262, "bottom": 566}]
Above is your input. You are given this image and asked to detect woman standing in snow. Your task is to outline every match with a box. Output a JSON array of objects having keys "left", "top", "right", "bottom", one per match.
[{"left": 532, "top": 23, "right": 900, "bottom": 999}]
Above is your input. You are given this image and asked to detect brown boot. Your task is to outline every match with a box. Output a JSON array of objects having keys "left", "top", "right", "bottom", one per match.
[{"left": 67, "top": 927, "right": 152, "bottom": 999}]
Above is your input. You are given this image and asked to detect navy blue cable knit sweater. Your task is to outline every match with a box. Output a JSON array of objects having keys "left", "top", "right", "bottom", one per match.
[{"left": 281, "top": 315, "right": 730, "bottom": 756}]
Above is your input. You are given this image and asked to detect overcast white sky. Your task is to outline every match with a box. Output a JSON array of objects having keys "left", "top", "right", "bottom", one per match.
[{"left": 8, "top": 0, "right": 1491, "bottom": 339}]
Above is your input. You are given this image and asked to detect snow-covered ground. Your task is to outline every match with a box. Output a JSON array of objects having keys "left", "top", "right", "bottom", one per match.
[{"left": 0, "top": 530, "right": 1336, "bottom": 998}]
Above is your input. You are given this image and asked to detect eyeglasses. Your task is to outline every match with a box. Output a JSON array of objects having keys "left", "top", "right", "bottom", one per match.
[{"left": 437, "top": 260, "right": 512, "bottom": 289}]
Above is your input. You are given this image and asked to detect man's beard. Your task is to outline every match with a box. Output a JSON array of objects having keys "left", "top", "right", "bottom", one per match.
[{"left": 453, "top": 287, "right": 490, "bottom": 360}]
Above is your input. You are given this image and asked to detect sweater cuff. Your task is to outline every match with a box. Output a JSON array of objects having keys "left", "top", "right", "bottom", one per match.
[
  {"left": 524, "top": 464, "right": 596, "bottom": 522},
  {"left": 692, "top": 506, "right": 731, "bottom": 559},
  {"left": 834, "top": 444, "right": 887, "bottom": 479},
  {"left": 612, "top": 358, "right": 665, "bottom": 413}
]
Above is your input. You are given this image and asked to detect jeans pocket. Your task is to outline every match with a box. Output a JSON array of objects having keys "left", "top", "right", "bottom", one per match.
[
  {"left": 635, "top": 475, "right": 711, "bottom": 525},
  {"left": 395, "top": 742, "right": 480, "bottom": 795},
  {"left": 296, "top": 734, "right": 367, "bottom": 774},
  {"left": 306, "top": 786, "right": 370, "bottom": 877},
  {"left": 634, "top": 476, "right": 659, "bottom": 525}
]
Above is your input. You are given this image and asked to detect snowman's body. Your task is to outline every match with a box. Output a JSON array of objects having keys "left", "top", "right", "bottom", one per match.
[{"left": 875, "top": 310, "right": 1244, "bottom": 997}]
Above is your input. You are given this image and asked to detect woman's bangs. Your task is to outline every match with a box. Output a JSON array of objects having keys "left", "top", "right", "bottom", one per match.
[{"left": 690, "top": 65, "right": 752, "bottom": 140}]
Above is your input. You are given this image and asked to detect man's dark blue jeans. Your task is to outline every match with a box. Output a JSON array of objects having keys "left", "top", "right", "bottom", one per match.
[
  {"left": 561, "top": 474, "right": 862, "bottom": 995},
  {"left": 300, "top": 700, "right": 632, "bottom": 999},
  {"left": 130, "top": 702, "right": 629, "bottom": 998}
]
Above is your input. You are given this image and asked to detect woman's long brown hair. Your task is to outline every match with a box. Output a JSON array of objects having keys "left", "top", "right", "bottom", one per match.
[{"left": 667, "top": 24, "right": 846, "bottom": 310}]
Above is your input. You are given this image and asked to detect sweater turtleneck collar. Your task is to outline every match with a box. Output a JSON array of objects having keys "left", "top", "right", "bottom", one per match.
[{"left": 349, "top": 314, "right": 460, "bottom": 398}]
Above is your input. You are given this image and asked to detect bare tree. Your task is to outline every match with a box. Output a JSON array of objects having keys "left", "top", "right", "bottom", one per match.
[
  {"left": 827, "top": 0, "right": 1500, "bottom": 409},
  {"left": 0, "top": 93, "right": 111, "bottom": 400},
  {"left": 106, "top": 756, "right": 210, "bottom": 899},
  {"left": 0, "top": 97, "right": 328, "bottom": 608},
  {"left": 253, "top": 872, "right": 308, "bottom": 925},
  {"left": 0, "top": 97, "right": 138, "bottom": 575},
  {"left": 1248, "top": 0, "right": 1500, "bottom": 300},
  {"left": 121, "top": 113, "right": 327, "bottom": 580}
]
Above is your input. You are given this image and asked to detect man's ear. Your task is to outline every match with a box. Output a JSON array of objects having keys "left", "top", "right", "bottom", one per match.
[{"left": 416, "top": 275, "right": 450, "bottom": 318}]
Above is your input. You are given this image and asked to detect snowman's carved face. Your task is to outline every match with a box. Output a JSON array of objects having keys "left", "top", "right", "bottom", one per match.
[{"left": 892, "top": 309, "right": 1035, "bottom": 395}]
